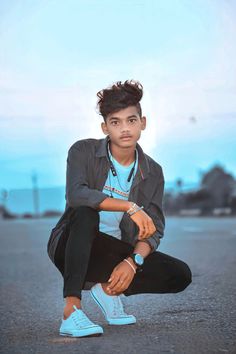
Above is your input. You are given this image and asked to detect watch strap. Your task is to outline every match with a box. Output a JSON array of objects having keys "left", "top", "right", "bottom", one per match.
[{"left": 128, "top": 253, "right": 143, "bottom": 271}]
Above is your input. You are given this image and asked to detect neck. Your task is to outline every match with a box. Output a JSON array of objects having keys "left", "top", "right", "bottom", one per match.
[{"left": 109, "top": 141, "right": 136, "bottom": 166}]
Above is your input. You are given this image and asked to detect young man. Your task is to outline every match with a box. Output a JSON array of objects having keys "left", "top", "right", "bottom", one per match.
[{"left": 47, "top": 80, "right": 192, "bottom": 338}]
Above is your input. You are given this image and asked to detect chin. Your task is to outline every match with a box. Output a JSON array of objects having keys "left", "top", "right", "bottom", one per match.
[
  {"left": 111, "top": 138, "right": 137, "bottom": 148},
  {"left": 120, "top": 141, "right": 136, "bottom": 148}
]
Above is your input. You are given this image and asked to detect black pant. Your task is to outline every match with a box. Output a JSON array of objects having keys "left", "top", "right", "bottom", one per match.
[{"left": 54, "top": 206, "right": 192, "bottom": 299}]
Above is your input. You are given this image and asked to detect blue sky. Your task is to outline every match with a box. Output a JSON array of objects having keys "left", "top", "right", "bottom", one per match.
[{"left": 0, "top": 0, "right": 235, "bottom": 190}]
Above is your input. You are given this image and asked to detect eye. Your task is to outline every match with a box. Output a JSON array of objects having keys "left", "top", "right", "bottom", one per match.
[{"left": 129, "top": 119, "right": 137, "bottom": 124}]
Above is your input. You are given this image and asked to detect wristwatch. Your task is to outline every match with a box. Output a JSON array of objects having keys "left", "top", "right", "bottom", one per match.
[{"left": 128, "top": 253, "right": 144, "bottom": 272}]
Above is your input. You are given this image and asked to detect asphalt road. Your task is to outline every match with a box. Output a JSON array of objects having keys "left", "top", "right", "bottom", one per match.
[{"left": 0, "top": 217, "right": 236, "bottom": 354}]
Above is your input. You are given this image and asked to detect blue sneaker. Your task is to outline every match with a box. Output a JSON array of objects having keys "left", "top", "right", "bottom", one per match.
[
  {"left": 90, "top": 283, "right": 136, "bottom": 325},
  {"left": 59, "top": 305, "right": 104, "bottom": 337}
]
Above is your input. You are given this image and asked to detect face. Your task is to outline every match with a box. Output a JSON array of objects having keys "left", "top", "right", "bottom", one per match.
[{"left": 101, "top": 105, "right": 146, "bottom": 149}]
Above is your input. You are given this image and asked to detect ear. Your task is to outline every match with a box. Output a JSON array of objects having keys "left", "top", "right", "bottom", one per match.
[
  {"left": 101, "top": 122, "right": 109, "bottom": 135},
  {"left": 140, "top": 116, "right": 146, "bottom": 130}
]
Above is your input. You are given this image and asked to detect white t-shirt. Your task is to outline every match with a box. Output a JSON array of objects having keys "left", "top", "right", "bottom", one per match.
[{"left": 99, "top": 147, "right": 138, "bottom": 239}]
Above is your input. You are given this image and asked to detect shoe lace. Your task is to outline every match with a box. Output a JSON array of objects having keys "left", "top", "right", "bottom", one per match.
[
  {"left": 73, "top": 309, "right": 94, "bottom": 328},
  {"left": 111, "top": 295, "right": 126, "bottom": 316}
]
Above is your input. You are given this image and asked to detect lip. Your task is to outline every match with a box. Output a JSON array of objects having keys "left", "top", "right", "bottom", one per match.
[{"left": 120, "top": 136, "right": 132, "bottom": 139}]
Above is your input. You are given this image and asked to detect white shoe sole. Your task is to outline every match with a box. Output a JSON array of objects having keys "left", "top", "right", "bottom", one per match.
[{"left": 59, "top": 326, "right": 103, "bottom": 338}]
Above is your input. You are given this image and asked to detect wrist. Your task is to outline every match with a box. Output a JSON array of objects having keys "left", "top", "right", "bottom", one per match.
[
  {"left": 135, "top": 239, "right": 153, "bottom": 254},
  {"left": 125, "top": 256, "right": 138, "bottom": 270},
  {"left": 126, "top": 253, "right": 144, "bottom": 273},
  {"left": 126, "top": 201, "right": 134, "bottom": 212},
  {"left": 123, "top": 258, "right": 137, "bottom": 274},
  {"left": 126, "top": 202, "right": 144, "bottom": 216}
]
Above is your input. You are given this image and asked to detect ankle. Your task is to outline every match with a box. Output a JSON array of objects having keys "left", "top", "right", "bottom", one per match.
[{"left": 64, "top": 296, "right": 82, "bottom": 319}]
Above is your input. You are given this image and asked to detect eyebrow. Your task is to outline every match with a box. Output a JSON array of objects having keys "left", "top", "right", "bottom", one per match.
[{"left": 108, "top": 115, "right": 138, "bottom": 121}]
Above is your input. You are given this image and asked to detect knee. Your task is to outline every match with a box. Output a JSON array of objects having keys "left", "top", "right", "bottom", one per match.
[
  {"left": 182, "top": 262, "right": 192, "bottom": 290},
  {"left": 174, "top": 262, "right": 192, "bottom": 293},
  {"left": 71, "top": 206, "right": 99, "bottom": 226}
]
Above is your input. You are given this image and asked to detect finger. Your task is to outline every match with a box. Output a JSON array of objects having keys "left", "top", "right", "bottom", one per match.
[
  {"left": 138, "top": 234, "right": 149, "bottom": 240},
  {"left": 111, "top": 282, "right": 124, "bottom": 294},
  {"left": 109, "top": 275, "right": 127, "bottom": 292},
  {"left": 107, "top": 268, "right": 119, "bottom": 285},
  {"left": 138, "top": 226, "right": 148, "bottom": 239},
  {"left": 148, "top": 220, "right": 156, "bottom": 235},
  {"left": 108, "top": 275, "right": 114, "bottom": 283},
  {"left": 139, "top": 221, "right": 152, "bottom": 239},
  {"left": 110, "top": 279, "right": 127, "bottom": 294},
  {"left": 111, "top": 275, "right": 128, "bottom": 290},
  {"left": 107, "top": 277, "right": 121, "bottom": 291},
  {"left": 151, "top": 224, "right": 156, "bottom": 235},
  {"left": 113, "top": 277, "right": 133, "bottom": 294},
  {"left": 138, "top": 223, "right": 146, "bottom": 238},
  {"left": 144, "top": 222, "right": 151, "bottom": 237},
  {"left": 109, "top": 267, "right": 119, "bottom": 278}
]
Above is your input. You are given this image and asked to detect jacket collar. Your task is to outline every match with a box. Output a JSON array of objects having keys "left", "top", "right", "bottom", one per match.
[{"left": 95, "top": 135, "right": 150, "bottom": 180}]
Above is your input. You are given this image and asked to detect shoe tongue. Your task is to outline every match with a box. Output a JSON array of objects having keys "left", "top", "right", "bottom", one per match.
[
  {"left": 72, "top": 307, "right": 93, "bottom": 325},
  {"left": 73, "top": 306, "right": 87, "bottom": 318},
  {"left": 113, "top": 296, "right": 125, "bottom": 315}
]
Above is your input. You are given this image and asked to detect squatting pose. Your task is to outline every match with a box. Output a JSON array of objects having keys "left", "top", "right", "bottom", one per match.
[{"left": 47, "top": 79, "right": 192, "bottom": 337}]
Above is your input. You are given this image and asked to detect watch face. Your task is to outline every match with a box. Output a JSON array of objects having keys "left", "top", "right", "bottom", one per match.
[{"left": 134, "top": 253, "right": 144, "bottom": 266}]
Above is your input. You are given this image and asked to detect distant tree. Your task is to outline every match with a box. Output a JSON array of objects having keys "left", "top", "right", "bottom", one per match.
[
  {"left": 176, "top": 178, "right": 183, "bottom": 193},
  {"left": 0, "top": 189, "right": 8, "bottom": 208},
  {"left": 185, "top": 189, "right": 213, "bottom": 214},
  {"left": 200, "top": 165, "right": 235, "bottom": 207},
  {"left": 163, "top": 192, "right": 177, "bottom": 214}
]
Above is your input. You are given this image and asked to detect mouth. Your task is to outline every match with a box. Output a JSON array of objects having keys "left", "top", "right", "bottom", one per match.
[{"left": 120, "top": 136, "right": 132, "bottom": 140}]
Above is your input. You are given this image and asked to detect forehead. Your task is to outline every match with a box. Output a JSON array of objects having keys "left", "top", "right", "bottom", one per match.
[{"left": 107, "top": 106, "right": 140, "bottom": 121}]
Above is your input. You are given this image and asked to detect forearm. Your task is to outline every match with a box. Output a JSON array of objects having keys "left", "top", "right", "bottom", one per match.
[
  {"left": 133, "top": 240, "right": 152, "bottom": 258},
  {"left": 98, "top": 197, "right": 132, "bottom": 212}
]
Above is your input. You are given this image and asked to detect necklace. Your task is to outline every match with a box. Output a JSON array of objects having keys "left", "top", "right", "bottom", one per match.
[
  {"left": 110, "top": 153, "right": 136, "bottom": 192},
  {"left": 107, "top": 142, "right": 137, "bottom": 197}
]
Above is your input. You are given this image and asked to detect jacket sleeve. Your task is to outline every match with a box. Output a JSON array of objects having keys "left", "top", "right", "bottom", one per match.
[
  {"left": 66, "top": 144, "right": 108, "bottom": 209},
  {"left": 142, "top": 169, "right": 165, "bottom": 253}
]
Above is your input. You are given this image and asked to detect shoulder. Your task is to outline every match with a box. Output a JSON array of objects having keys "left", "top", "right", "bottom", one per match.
[{"left": 68, "top": 138, "right": 104, "bottom": 153}]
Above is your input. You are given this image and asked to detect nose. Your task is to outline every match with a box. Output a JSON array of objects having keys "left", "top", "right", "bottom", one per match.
[{"left": 120, "top": 121, "right": 130, "bottom": 132}]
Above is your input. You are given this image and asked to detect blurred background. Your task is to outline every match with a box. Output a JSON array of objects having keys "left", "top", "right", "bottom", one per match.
[
  {"left": 0, "top": 0, "right": 235, "bottom": 218},
  {"left": 1, "top": 3, "right": 236, "bottom": 352}
]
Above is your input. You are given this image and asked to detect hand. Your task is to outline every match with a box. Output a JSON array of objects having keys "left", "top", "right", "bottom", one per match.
[
  {"left": 130, "top": 209, "right": 156, "bottom": 240},
  {"left": 106, "top": 260, "right": 136, "bottom": 295}
]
